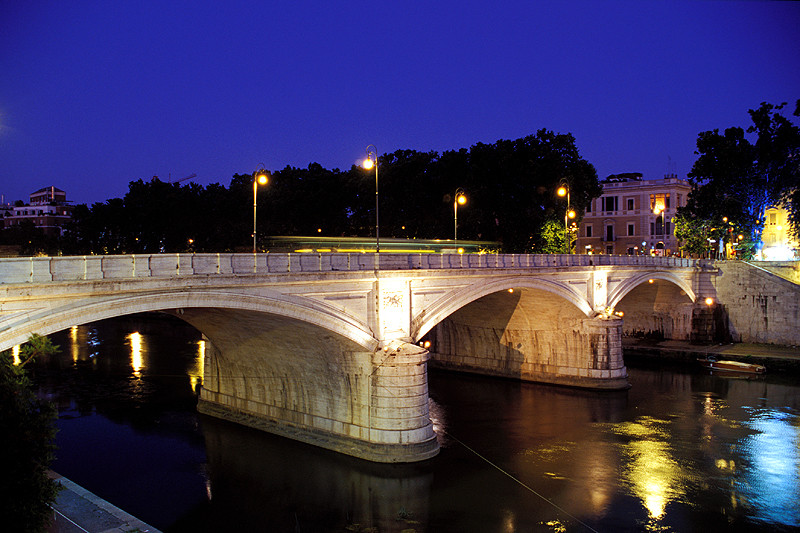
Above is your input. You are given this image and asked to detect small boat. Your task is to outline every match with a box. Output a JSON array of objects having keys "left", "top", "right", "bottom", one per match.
[{"left": 698, "top": 356, "right": 766, "bottom": 374}]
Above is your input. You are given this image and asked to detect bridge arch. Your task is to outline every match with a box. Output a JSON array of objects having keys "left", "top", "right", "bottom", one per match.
[
  {"left": 609, "top": 271, "right": 697, "bottom": 340},
  {"left": 0, "top": 289, "right": 376, "bottom": 353},
  {"left": 607, "top": 271, "right": 697, "bottom": 310},
  {"left": 413, "top": 275, "right": 593, "bottom": 340}
]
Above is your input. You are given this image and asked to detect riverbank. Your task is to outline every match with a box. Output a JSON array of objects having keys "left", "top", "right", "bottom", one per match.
[
  {"left": 623, "top": 337, "right": 800, "bottom": 371},
  {"left": 47, "top": 471, "right": 160, "bottom": 533}
]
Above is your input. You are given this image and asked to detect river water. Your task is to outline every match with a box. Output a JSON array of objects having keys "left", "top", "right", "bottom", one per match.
[{"left": 31, "top": 314, "right": 800, "bottom": 532}]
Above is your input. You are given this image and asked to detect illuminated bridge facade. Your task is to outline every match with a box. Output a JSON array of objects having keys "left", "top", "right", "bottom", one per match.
[{"left": 0, "top": 253, "right": 717, "bottom": 462}]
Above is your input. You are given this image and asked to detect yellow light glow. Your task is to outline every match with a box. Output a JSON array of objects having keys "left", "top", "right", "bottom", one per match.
[
  {"left": 557, "top": 186, "right": 567, "bottom": 197},
  {"left": 257, "top": 173, "right": 268, "bottom": 185},
  {"left": 508, "top": 288, "right": 514, "bottom": 293},
  {"left": 457, "top": 247, "right": 465, "bottom": 254},
  {"left": 648, "top": 279, "right": 654, "bottom": 284},
  {"left": 189, "top": 339, "right": 205, "bottom": 394},
  {"left": 363, "top": 158, "right": 374, "bottom": 170},
  {"left": 12, "top": 345, "right": 20, "bottom": 366},
  {"left": 70, "top": 325, "right": 79, "bottom": 363},
  {"left": 567, "top": 209, "right": 576, "bottom": 219},
  {"left": 705, "top": 297, "right": 714, "bottom": 306},
  {"left": 128, "top": 332, "right": 143, "bottom": 376},
  {"left": 456, "top": 194, "right": 467, "bottom": 205}
]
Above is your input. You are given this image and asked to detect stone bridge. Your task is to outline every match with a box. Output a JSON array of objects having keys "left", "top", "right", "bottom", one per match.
[{"left": 0, "top": 253, "right": 717, "bottom": 462}]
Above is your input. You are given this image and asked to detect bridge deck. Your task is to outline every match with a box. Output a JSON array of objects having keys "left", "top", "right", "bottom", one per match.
[{"left": 0, "top": 253, "right": 705, "bottom": 284}]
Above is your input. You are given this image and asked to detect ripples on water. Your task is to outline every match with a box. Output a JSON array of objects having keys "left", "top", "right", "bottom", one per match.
[{"left": 29, "top": 315, "right": 800, "bottom": 532}]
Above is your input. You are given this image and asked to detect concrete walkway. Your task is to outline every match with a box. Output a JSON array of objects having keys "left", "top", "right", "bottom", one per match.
[
  {"left": 623, "top": 337, "right": 800, "bottom": 368},
  {"left": 47, "top": 472, "right": 161, "bottom": 533}
]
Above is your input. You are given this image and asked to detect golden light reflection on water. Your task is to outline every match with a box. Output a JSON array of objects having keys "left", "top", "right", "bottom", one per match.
[
  {"left": 612, "top": 417, "right": 689, "bottom": 521},
  {"left": 189, "top": 339, "right": 205, "bottom": 393},
  {"left": 70, "top": 326, "right": 79, "bottom": 363},
  {"left": 127, "top": 332, "right": 144, "bottom": 377}
]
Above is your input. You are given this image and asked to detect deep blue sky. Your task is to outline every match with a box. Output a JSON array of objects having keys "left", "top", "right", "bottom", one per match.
[{"left": 1, "top": 1, "right": 798, "bottom": 206}]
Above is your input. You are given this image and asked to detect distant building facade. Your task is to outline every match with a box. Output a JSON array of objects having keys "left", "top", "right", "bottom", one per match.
[
  {"left": 760, "top": 205, "right": 799, "bottom": 260},
  {"left": 3, "top": 186, "right": 74, "bottom": 237},
  {"left": 576, "top": 174, "right": 692, "bottom": 255}
]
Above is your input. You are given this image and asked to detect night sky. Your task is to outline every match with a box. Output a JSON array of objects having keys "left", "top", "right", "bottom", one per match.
[{"left": 1, "top": 1, "right": 798, "bottom": 206}]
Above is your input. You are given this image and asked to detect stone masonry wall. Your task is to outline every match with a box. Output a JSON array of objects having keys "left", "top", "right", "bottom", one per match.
[{"left": 713, "top": 261, "right": 800, "bottom": 345}]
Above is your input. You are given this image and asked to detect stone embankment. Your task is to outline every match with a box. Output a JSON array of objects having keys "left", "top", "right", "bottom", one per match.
[{"left": 623, "top": 337, "right": 800, "bottom": 372}]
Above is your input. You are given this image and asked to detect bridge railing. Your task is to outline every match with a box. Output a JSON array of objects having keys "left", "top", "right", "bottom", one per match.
[{"left": 0, "top": 253, "right": 707, "bottom": 284}]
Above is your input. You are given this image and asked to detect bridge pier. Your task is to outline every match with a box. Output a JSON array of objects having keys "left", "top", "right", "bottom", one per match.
[
  {"left": 429, "top": 310, "right": 629, "bottom": 390},
  {"left": 196, "top": 328, "right": 438, "bottom": 463}
]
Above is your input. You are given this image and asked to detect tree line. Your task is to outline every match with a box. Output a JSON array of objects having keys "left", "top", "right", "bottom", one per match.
[
  {"left": 675, "top": 100, "right": 800, "bottom": 258},
  {"left": 4, "top": 129, "right": 601, "bottom": 255},
  {"left": 2, "top": 101, "right": 798, "bottom": 258}
]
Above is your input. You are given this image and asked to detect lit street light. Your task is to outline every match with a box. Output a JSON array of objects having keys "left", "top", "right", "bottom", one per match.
[
  {"left": 253, "top": 166, "right": 269, "bottom": 253},
  {"left": 362, "top": 145, "right": 379, "bottom": 254},
  {"left": 557, "top": 182, "right": 575, "bottom": 254},
  {"left": 453, "top": 188, "right": 467, "bottom": 248}
]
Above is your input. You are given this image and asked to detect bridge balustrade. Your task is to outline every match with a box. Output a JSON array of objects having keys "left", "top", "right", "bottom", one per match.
[{"left": 0, "top": 253, "right": 706, "bottom": 284}]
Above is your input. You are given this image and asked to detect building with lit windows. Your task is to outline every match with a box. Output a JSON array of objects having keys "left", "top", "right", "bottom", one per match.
[
  {"left": 760, "top": 205, "right": 799, "bottom": 260},
  {"left": 576, "top": 174, "right": 692, "bottom": 256},
  {"left": 3, "top": 186, "right": 74, "bottom": 237}
]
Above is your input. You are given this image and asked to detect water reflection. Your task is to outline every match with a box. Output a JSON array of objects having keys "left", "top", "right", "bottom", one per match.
[
  {"left": 610, "top": 417, "right": 690, "bottom": 522},
  {"left": 30, "top": 317, "right": 800, "bottom": 532},
  {"left": 189, "top": 339, "right": 205, "bottom": 394},
  {"left": 738, "top": 408, "right": 800, "bottom": 527},
  {"left": 127, "top": 331, "right": 144, "bottom": 376},
  {"left": 177, "top": 416, "right": 433, "bottom": 533}
]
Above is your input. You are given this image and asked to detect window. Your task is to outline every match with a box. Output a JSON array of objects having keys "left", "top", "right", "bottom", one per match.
[
  {"left": 602, "top": 196, "right": 618, "bottom": 212},
  {"left": 627, "top": 198, "right": 634, "bottom": 211},
  {"left": 586, "top": 200, "right": 592, "bottom": 213},
  {"left": 769, "top": 213, "right": 777, "bottom": 225},
  {"left": 606, "top": 225, "right": 614, "bottom": 241},
  {"left": 627, "top": 247, "right": 634, "bottom": 255},
  {"left": 627, "top": 223, "right": 635, "bottom": 236},
  {"left": 585, "top": 225, "right": 593, "bottom": 238},
  {"left": 649, "top": 193, "right": 670, "bottom": 211},
  {"left": 606, "top": 245, "right": 614, "bottom": 255}
]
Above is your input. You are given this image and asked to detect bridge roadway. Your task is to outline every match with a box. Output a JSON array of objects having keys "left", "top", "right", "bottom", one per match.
[{"left": 0, "top": 253, "right": 716, "bottom": 462}]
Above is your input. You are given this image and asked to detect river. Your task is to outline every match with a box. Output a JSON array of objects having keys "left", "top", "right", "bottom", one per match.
[{"left": 31, "top": 314, "right": 800, "bottom": 532}]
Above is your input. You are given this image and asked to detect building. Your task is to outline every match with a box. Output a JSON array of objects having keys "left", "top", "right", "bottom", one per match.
[
  {"left": 760, "top": 205, "right": 799, "bottom": 260},
  {"left": 576, "top": 174, "right": 692, "bottom": 256},
  {"left": 3, "top": 186, "right": 74, "bottom": 237}
]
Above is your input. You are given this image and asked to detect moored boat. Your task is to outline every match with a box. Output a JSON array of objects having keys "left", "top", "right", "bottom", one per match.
[{"left": 698, "top": 356, "right": 766, "bottom": 374}]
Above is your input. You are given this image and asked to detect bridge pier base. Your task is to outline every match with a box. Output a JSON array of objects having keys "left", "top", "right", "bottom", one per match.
[
  {"left": 198, "top": 337, "right": 439, "bottom": 463},
  {"left": 429, "top": 315, "right": 629, "bottom": 390}
]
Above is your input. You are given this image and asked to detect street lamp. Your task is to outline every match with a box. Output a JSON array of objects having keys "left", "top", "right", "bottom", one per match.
[
  {"left": 362, "top": 145, "right": 379, "bottom": 253},
  {"left": 557, "top": 182, "right": 575, "bottom": 254},
  {"left": 252, "top": 165, "right": 269, "bottom": 253},
  {"left": 653, "top": 206, "right": 664, "bottom": 235},
  {"left": 453, "top": 188, "right": 467, "bottom": 248}
]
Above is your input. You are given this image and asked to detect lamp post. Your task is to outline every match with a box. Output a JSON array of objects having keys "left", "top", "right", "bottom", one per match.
[
  {"left": 252, "top": 166, "right": 269, "bottom": 253},
  {"left": 362, "top": 145, "right": 379, "bottom": 253},
  {"left": 453, "top": 188, "right": 467, "bottom": 249},
  {"left": 557, "top": 182, "right": 576, "bottom": 254}
]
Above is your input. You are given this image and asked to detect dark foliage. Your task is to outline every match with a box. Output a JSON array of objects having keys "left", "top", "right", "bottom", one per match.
[
  {"left": 0, "top": 335, "right": 61, "bottom": 532},
  {"left": 3, "top": 131, "right": 600, "bottom": 254}
]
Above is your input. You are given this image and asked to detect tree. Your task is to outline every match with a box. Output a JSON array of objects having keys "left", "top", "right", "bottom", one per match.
[
  {"left": 0, "top": 334, "right": 61, "bottom": 532},
  {"left": 747, "top": 100, "right": 800, "bottom": 238},
  {"left": 685, "top": 100, "right": 800, "bottom": 243},
  {"left": 536, "top": 219, "right": 567, "bottom": 254}
]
